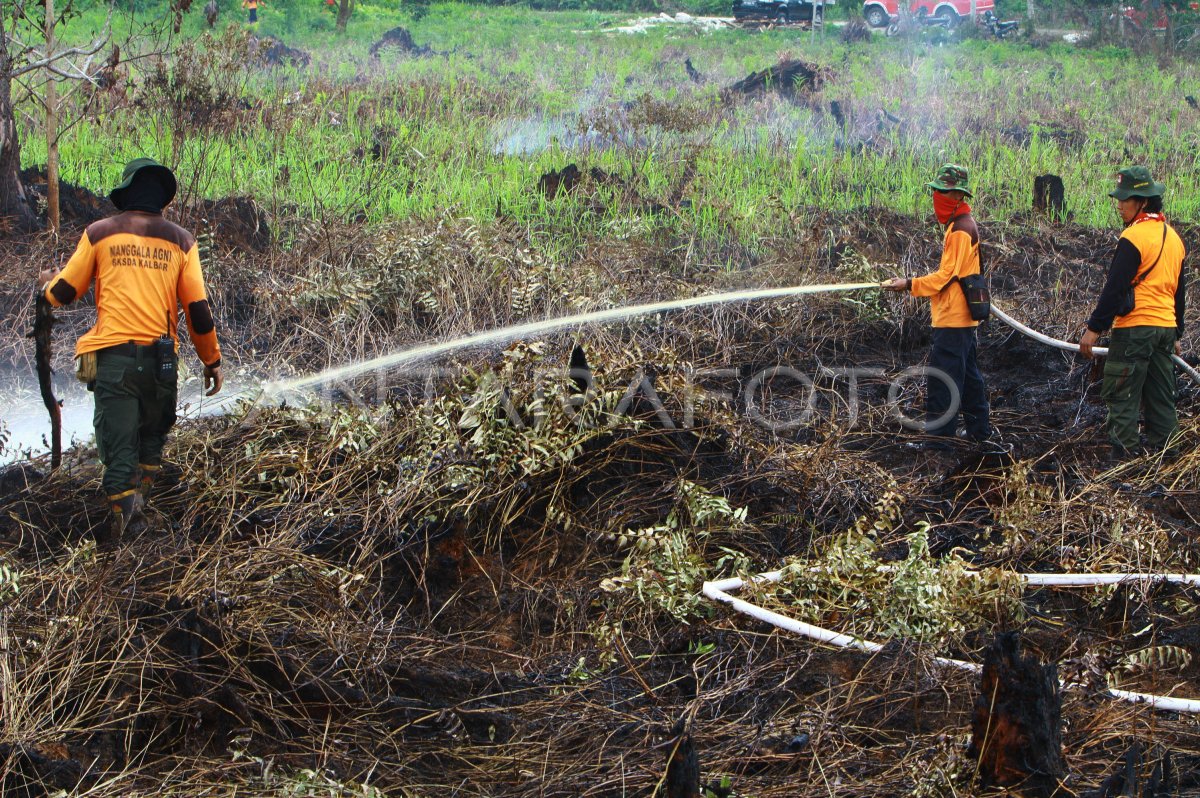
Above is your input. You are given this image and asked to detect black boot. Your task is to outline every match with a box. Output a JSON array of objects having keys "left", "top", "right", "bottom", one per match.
[
  {"left": 136, "top": 464, "right": 160, "bottom": 504},
  {"left": 1108, "top": 443, "right": 1142, "bottom": 464},
  {"left": 108, "top": 492, "right": 146, "bottom": 542}
]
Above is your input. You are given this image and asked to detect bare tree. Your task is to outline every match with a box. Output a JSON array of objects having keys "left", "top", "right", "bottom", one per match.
[
  {"left": 336, "top": 0, "right": 355, "bottom": 33},
  {"left": 1, "top": 1, "right": 107, "bottom": 235},
  {"left": 0, "top": 20, "right": 36, "bottom": 234}
]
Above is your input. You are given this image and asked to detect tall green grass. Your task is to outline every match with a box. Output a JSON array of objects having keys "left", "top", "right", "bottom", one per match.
[{"left": 19, "top": 2, "right": 1200, "bottom": 264}]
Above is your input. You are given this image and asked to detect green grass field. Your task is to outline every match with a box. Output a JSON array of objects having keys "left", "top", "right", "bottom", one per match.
[{"left": 19, "top": 1, "right": 1200, "bottom": 269}]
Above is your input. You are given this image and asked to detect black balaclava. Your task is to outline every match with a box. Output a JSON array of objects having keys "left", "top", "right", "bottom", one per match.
[{"left": 119, "top": 173, "right": 172, "bottom": 213}]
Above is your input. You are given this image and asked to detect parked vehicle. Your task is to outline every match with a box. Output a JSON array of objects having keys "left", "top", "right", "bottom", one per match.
[
  {"left": 733, "top": 0, "right": 830, "bottom": 26},
  {"left": 1108, "top": 0, "right": 1198, "bottom": 34},
  {"left": 885, "top": 7, "right": 953, "bottom": 34},
  {"left": 863, "top": 0, "right": 994, "bottom": 28},
  {"left": 1112, "top": 0, "right": 1170, "bottom": 31},
  {"left": 981, "top": 9, "right": 1019, "bottom": 37}
]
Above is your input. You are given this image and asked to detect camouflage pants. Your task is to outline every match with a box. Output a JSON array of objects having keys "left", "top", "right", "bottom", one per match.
[
  {"left": 94, "top": 347, "right": 177, "bottom": 499},
  {"left": 1101, "top": 326, "right": 1179, "bottom": 452}
]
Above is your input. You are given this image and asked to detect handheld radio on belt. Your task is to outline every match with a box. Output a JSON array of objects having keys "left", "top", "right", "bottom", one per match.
[{"left": 155, "top": 312, "right": 177, "bottom": 379}]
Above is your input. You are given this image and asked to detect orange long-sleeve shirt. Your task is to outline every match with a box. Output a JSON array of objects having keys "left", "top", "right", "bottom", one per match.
[
  {"left": 43, "top": 211, "right": 222, "bottom": 367},
  {"left": 909, "top": 216, "right": 981, "bottom": 328}
]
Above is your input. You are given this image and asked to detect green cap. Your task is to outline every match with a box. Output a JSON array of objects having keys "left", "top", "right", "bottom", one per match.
[
  {"left": 109, "top": 158, "right": 177, "bottom": 210},
  {"left": 926, "top": 163, "right": 972, "bottom": 197},
  {"left": 1108, "top": 165, "right": 1164, "bottom": 200}
]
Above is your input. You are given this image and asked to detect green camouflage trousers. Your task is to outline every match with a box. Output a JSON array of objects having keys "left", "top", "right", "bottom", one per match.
[
  {"left": 94, "top": 347, "right": 178, "bottom": 499},
  {"left": 1101, "top": 326, "right": 1179, "bottom": 452}
]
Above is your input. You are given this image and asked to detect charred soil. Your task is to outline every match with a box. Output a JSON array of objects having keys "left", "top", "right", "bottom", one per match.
[{"left": 1, "top": 206, "right": 1198, "bottom": 795}]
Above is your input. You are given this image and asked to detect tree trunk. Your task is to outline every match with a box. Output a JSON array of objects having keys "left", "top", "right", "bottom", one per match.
[
  {"left": 1033, "top": 174, "right": 1066, "bottom": 222},
  {"left": 46, "top": 0, "right": 60, "bottom": 236},
  {"left": 969, "top": 632, "right": 1066, "bottom": 798},
  {"left": 336, "top": 0, "right": 354, "bottom": 32},
  {"left": 0, "top": 25, "right": 38, "bottom": 235}
]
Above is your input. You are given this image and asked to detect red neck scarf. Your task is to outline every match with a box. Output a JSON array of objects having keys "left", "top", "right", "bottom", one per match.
[
  {"left": 1130, "top": 211, "right": 1165, "bottom": 226},
  {"left": 933, "top": 192, "right": 970, "bottom": 225}
]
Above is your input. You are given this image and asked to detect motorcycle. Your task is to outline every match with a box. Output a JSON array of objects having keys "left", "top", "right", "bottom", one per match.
[
  {"left": 885, "top": 7, "right": 952, "bottom": 35},
  {"left": 981, "top": 9, "right": 1019, "bottom": 38}
]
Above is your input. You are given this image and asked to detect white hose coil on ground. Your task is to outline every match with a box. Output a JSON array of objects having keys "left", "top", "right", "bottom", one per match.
[{"left": 703, "top": 571, "right": 1200, "bottom": 713}]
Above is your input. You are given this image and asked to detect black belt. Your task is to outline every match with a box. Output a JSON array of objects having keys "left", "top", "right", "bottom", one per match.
[{"left": 100, "top": 341, "right": 158, "bottom": 357}]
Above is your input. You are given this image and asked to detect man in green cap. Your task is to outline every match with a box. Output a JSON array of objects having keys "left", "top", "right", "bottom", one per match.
[
  {"left": 38, "top": 158, "right": 224, "bottom": 538},
  {"left": 1078, "top": 165, "right": 1186, "bottom": 460},
  {"left": 884, "top": 164, "right": 992, "bottom": 445}
]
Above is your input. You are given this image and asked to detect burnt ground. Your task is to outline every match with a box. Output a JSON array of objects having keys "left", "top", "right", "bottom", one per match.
[{"left": 0, "top": 206, "right": 1198, "bottom": 796}]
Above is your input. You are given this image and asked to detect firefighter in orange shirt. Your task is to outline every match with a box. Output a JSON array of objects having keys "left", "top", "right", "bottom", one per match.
[
  {"left": 1078, "top": 166, "right": 1186, "bottom": 460},
  {"left": 884, "top": 164, "right": 992, "bottom": 445},
  {"left": 242, "top": 0, "right": 261, "bottom": 24},
  {"left": 38, "top": 159, "right": 223, "bottom": 538}
]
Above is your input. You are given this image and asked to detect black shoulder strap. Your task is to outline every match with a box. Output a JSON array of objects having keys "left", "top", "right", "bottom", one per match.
[
  {"left": 1131, "top": 223, "right": 1169, "bottom": 288},
  {"left": 938, "top": 218, "right": 982, "bottom": 292}
]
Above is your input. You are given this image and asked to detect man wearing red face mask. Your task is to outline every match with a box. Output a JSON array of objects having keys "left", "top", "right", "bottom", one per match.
[{"left": 884, "top": 164, "right": 992, "bottom": 444}]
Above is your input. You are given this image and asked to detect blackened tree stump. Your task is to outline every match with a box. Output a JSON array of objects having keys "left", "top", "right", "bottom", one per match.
[
  {"left": 1034, "top": 175, "right": 1066, "bottom": 221},
  {"left": 969, "top": 632, "right": 1066, "bottom": 797},
  {"left": 664, "top": 729, "right": 701, "bottom": 798}
]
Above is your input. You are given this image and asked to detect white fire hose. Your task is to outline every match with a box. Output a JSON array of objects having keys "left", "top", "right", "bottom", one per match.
[
  {"left": 205, "top": 278, "right": 1200, "bottom": 710},
  {"left": 989, "top": 303, "right": 1200, "bottom": 386},
  {"left": 703, "top": 570, "right": 1200, "bottom": 713},
  {"left": 701, "top": 295, "right": 1200, "bottom": 713}
]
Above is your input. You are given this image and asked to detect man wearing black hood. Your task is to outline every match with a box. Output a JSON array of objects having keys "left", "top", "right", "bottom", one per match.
[{"left": 38, "top": 158, "right": 223, "bottom": 538}]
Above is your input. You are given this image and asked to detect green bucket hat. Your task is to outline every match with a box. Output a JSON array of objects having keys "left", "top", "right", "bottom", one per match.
[
  {"left": 926, "top": 163, "right": 972, "bottom": 197},
  {"left": 109, "top": 158, "right": 177, "bottom": 210},
  {"left": 1108, "top": 165, "right": 1165, "bottom": 200}
]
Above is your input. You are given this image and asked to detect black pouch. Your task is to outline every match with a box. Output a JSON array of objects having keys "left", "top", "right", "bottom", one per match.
[
  {"left": 958, "top": 273, "right": 991, "bottom": 322},
  {"left": 1116, "top": 287, "right": 1135, "bottom": 317}
]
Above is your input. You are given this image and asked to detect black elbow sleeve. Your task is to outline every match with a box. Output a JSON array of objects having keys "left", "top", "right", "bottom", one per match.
[
  {"left": 49, "top": 279, "right": 76, "bottom": 305},
  {"left": 188, "top": 299, "right": 215, "bottom": 335}
]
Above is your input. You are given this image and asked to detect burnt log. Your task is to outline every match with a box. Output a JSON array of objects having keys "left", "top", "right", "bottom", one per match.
[
  {"left": 1033, "top": 174, "right": 1066, "bottom": 221},
  {"left": 27, "top": 295, "right": 61, "bottom": 469},
  {"left": 0, "top": 743, "right": 84, "bottom": 797},
  {"left": 537, "top": 164, "right": 581, "bottom": 199},
  {"left": 19, "top": 166, "right": 114, "bottom": 226},
  {"left": 968, "top": 632, "right": 1066, "bottom": 797},
  {"left": 251, "top": 36, "right": 311, "bottom": 68},
  {"left": 727, "top": 59, "right": 828, "bottom": 98},
  {"left": 1082, "top": 743, "right": 1178, "bottom": 798},
  {"left": 830, "top": 99, "right": 847, "bottom": 131},
  {"left": 662, "top": 722, "right": 702, "bottom": 798},
  {"left": 191, "top": 196, "right": 271, "bottom": 253},
  {"left": 369, "top": 26, "right": 435, "bottom": 58}
]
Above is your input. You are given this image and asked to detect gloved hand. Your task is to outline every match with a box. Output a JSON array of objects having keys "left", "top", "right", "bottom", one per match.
[{"left": 204, "top": 364, "right": 224, "bottom": 396}]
